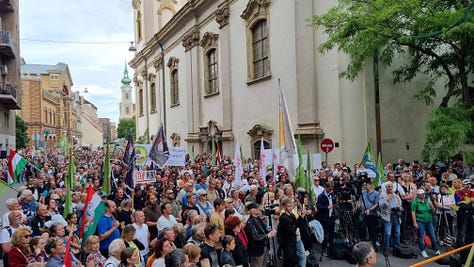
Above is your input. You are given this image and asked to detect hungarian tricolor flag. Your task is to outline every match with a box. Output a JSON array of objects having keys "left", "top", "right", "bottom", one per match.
[
  {"left": 80, "top": 186, "right": 106, "bottom": 247},
  {"left": 216, "top": 142, "right": 222, "bottom": 166},
  {"left": 63, "top": 237, "right": 73, "bottom": 267},
  {"left": 7, "top": 149, "right": 27, "bottom": 185}
]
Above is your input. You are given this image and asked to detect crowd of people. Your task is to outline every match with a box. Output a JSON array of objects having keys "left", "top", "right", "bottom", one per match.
[{"left": 0, "top": 147, "right": 473, "bottom": 267}]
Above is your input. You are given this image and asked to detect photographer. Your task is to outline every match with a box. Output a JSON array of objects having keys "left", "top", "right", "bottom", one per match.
[
  {"left": 357, "top": 180, "right": 379, "bottom": 247},
  {"left": 379, "top": 181, "right": 403, "bottom": 256},
  {"left": 244, "top": 202, "right": 275, "bottom": 267}
]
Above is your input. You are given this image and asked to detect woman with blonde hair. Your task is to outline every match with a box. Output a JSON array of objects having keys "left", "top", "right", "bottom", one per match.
[
  {"left": 85, "top": 235, "right": 106, "bottom": 267},
  {"left": 8, "top": 226, "right": 32, "bottom": 267},
  {"left": 183, "top": 244, "right": 201, "bottom": 266}
]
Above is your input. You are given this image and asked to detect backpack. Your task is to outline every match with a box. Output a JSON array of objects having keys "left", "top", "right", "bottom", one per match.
[{"left": 0, "top": 226, "right": 13, "bottom": 259}]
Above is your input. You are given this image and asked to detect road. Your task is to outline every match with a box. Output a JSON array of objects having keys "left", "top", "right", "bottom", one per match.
[{"left": 0, "top": 185, "right": 445, "bottom": 267}]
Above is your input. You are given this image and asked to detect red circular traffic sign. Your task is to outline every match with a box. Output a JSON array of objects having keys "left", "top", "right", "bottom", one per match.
[{"left": 320, "top": 138, "right": 334, "bottom": 153}]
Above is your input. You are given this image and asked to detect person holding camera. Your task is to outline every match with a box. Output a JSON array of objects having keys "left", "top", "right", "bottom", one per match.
[
  {"left": 379, "top": 181, "right": 403, "bottom": 256},
  {"left": 244, "top": 202, "right": 275, "bottom": 267},
  {"left": 411, "top": 189, "right": 440, "bottom": 258}
]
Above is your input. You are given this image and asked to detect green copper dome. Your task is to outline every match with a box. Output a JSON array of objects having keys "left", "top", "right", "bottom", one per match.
[{"left": 121, "top": 62, "right": 132, "bottom": 85}]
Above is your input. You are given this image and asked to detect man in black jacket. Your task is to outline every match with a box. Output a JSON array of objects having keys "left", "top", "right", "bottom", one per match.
[
  {"left": 317, "top": 181, "right": 336, "bottom": 253},
  {"left": 244, "top": 202, "right": 275, "bottom": 267}
]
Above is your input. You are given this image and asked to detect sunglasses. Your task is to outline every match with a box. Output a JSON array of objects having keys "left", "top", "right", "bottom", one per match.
[{"left": 24, "top": 234, "right": 32, "bottom": 238}]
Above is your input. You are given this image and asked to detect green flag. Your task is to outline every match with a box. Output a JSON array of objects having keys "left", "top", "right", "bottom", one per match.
[
  {"left": 0, "top": 179, "right": 14, "bottom": 196},
  {"left": 306, "top": 150, "right": 315, "bottom": 202},
  {"left": 102, "top": 141, "right": 111, "bottom": 196},
  {"left": 294, "top": 136, "right": 306, "bottom": 190},
  {"left": 63, "top": 149, "right": 74, "bottom": 218},
  {"left": 190, "top": 146, "right": 195, "bottom": 165},
  {"left": 211, "top": 138, "right": 216, "bottom": 166},
  {"left": 240, "top": 145, "right": 245, "bottom": 168},
  {"left": 377, "top": 152, "right": 385, "bottom": 185}
]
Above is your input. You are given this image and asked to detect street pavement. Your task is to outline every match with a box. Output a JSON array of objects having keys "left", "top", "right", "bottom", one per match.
[{"left": 0, "top": 185, "right": 445, "bottom": 267}]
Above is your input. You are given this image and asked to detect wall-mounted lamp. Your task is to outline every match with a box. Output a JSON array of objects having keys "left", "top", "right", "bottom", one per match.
[{"left": 128, "top": 41, "right": 137, "bottom": 52}]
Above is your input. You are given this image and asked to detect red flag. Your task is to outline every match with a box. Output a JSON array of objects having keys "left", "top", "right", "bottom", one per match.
[
  {"left": 63, "top": 237, "right": 72, "bottom": 267},
  {"left": 216, "top": 142, "right": 222, "bottom": 166}
]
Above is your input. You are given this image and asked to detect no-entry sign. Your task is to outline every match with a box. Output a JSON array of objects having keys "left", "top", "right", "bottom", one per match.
[{"left": 320, "top": 138, "right": 334, "bottom": 153}]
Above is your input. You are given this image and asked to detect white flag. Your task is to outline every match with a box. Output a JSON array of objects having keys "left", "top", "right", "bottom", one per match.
[
  {"left": 259, "top": 137, "right": 267, "bottom": 185},
  {"left": 233, "top": 140, "right": 243, "bottom": 187}
]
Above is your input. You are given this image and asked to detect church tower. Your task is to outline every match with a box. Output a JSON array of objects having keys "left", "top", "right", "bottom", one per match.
[{"left": 119, "top": 63, "right": 134, "bottom": 120}]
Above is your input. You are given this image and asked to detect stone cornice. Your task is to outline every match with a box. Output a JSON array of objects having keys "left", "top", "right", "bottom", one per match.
[
  {"left": 153, "top": 54, "right": 164, "bottom": 70},
  {"left": 182, "top": 28, "right": 200, "bottom": 52},
  {"left": 167, "top": 57, "right": 180, "bottom": 69},
  {"left": 241, "top": 0, "right": 271, "bottom": 21},
  {"left": 200, "top": 32, "right": 219, "bottom": 50}
]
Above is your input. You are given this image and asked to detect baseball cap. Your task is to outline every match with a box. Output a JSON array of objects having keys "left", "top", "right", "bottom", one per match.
[
  {"left": 197, "top": 189, "right": 207, "bottom": 197},
  {"left": 247, "top": 202, "right": 259, "bottom": 210},
  {"left": 462, "top": 179, "right": 472, "bottom": 185},
  {"left": 416, "top": 189, "right": 425, "bottom": 195}
]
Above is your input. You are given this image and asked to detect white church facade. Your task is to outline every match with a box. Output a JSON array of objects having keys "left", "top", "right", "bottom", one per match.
[{"left": 128, "top": 0, "right": 435, "bottom": 165}]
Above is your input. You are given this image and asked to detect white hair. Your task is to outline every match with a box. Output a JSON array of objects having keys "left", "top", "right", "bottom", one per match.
[{"left": 108, "top": 238, "right": 125, "bottom": 255}]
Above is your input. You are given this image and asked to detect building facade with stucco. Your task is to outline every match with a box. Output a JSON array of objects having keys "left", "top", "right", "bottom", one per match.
[{"left": 129, "top": 0, "right": 437, "bottom": 165}]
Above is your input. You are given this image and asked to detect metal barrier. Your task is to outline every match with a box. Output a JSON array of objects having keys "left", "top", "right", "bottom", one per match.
[{"left": 408, "top": 243, "right": 474, "bottom": 267}]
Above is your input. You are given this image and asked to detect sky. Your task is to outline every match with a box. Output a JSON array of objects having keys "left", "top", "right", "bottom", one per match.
[{"left": 19, "top": 0, "right": 135, "bottom": 124}]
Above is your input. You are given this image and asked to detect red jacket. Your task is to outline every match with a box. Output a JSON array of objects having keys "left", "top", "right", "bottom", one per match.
[{"left": 8, "top": 245, "right": 28, "bottom": 267}]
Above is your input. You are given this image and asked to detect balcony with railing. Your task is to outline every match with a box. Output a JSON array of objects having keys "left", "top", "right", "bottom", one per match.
[
  {"left": 0, "top": 0, "right": 14, "bottom": 13},
  {"left": 0, "top": 83, "right": 20, "bottom": 109},
  {"left": 0, "top": 31, "right": 15, "bottom": 59}
]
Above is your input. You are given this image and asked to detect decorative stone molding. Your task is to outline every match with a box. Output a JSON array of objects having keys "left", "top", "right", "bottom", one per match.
[
  {"left": 215, "top": 3, "right": 230, "bottom": 28},
  {"left": 153, "top": 54, "right": 164, "bottom": 70},
  {"left": 199, "top": 120, "right": 223, "bottom": 143},
  {"left": 147, "top": 73, "right": 156, "bottom": 82},
  {"left": 133, "top": 74, "right": 140, "bottom": 87},
  {"left": 182, "top": 29, "right": 200, "bottom": 52},
  {"left": 241, "top": 0, "right": 271, "bottom": 24},
  {"left": 247, "top": 124, "right": 273, "bottom": 142},
  {"left": 167, "top": 57, "right": 180, "bottom": 69},
  {"left": 170, "top": 132, "right": 181, "bottom": 147},
  {"left": 200, "top": 32, "right": 219, "bottom": 50},
  {"left": 140, "top": 69, "right": 148, "bottom": 78},
  {"left": 132, "top": 0, "right": 141, "bottom": 10}
]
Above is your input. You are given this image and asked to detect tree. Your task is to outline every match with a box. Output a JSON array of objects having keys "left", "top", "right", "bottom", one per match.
[
  {"left": 312, "top": 0, "right": 474, "bottom": 161},
  {"left": 15, "top": 115, "right": 29, "bottom": 149},
  {"left": 117, "top": 117, "right": 136, "bottom": 139}
]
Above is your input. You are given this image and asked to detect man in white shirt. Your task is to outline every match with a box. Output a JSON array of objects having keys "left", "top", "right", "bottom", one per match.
[
  {"left": 1, "top": 210, "right": 23, "bottom": 266},
  {"left": 381, "top": 172, "right": 406, "bottom": 196},
  {"left": 311, "top": 175, "right": 324, "bottom": 201},
  {"left": 1, "top": 198, "right": 27, "bottom": 227},
  {"left": 133, "top": 210, "right": 150, "bottom": 265},
  {"left": 157, "top": 202, "right": 178, "bottom": 232},
  {"left": 104, "top": 239, "right": 125, "bottom": 267}
]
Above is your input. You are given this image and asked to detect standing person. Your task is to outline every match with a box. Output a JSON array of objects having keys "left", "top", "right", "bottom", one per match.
[
  {"left": 277, "top": 196, "right": 297, "bottom": 266},
  {"left": 118, "top": 247, "right": 141, "bottom": 267},
  {"left": 133, "top": 210, "right": 150, "bottom": 265},
  {"left": 454, "top": 179, "right": 474, "bottom": 247},
  {"left": 357, "top": 180, "right": 379, "bottom": 247},
  {"left": 163, "top": 187, "right": 182, "bottom": 223},
  {"left": 352, "top": 242, "right": 377, "bottom": 267},
  {"left": 0, "top": 210, "right": 24, "bottom": 266},
  {"left": 7, "top": 227, "right": 32, "bottom": 267},
  {"left": 157, "top": 203, "right": 178, "bottom": 232},
  {"left": 144, "top": 194, "right": 161, "bottom": 241},
  {"left": 224, "top": 216, "right": 249, "bottom": 267},
  {"left": 219, "top": 235, "right": 236, "bottom": 266},
  {"left": 411, "top": 189, "right": 440, "bottom": 258},
  {"left": 182, "top": 193, "right": 200, "bottom": 224},
  {"left": 27, "top": 236, "right": 48, "bottom": 264},
  {"left": 29, "top": 204, "right": 52, "bottom": 237},
  {"left": 379, "top": 181, "right": 403, "bottom": 256},
  {"left": 244, "top": 202, "right": 275, "bottom": 267},
  {"left": 199, "top": 223, "right": 220, "bottom": 267},
  {"left": 121, "top": 225, "right": 145, "bottom": 267},
  {"left": 117, "top": 199, "right": 134, "bottom": 231},
  {"left": 45, "top": 236, "right": 84, "bottom": 267},
  {"left": 196, "top": 190, "right": 213, "bottom": 222},
  {"left": 209, "top": 199, "right": 225, "bottom": 250},
  {"left": 85, "top": 235, "right": 107, "bottom": 267},
  {"left": 97, "top": 200, "right": 121, "bottom": 258},
  {"left": 104, "top": 239, "right": 126, "bottom": 267},
  {"left": 147, "top": 239, "right": 173, "bottom": 267},
  {"left": 317, "top": 181, "right": 336, "bottom": 254}
]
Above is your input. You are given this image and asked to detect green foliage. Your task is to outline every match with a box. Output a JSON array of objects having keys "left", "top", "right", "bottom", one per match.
[
  {"left": 117, "top": 118, "right": 136, "bottom": 139},
  {"left": 422, "top": 105, "right": 474, "bottom": 161},
  {"left": 15, "top": 115, "right": 29, "bottom": 149},
  {"left": 313, "top": 0, "right": 474, "bottom": 160}
]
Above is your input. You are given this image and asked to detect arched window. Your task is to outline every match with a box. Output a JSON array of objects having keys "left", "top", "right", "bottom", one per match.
[
  {"left": 252, "top": 20, "right": 270, "bottom": 79},
  {"left": 150, "top": 83, "right": 156, "bottom": 112},
  {"left": 253, "top": 140, "right": 270, "bottom": 159},
  {"left": 170, "top": 69, "right": 179, "bottom": 106},
  {"left": 207, "top": 49, "right": 218, "bottom": 94}
]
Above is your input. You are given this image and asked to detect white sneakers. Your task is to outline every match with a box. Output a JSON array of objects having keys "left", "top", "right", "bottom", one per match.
[{"left": 421, "top": 250, "right": 429, "bottom": 258}]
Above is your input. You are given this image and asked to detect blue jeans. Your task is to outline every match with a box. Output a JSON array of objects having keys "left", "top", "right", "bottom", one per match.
[
  {"left": 383, "top": 214, "right": 400, "bottom": 250},
  {"left": 296, "top": 239, "right": 306, "bottom": 267},
  {"left": 417, "top": 220, "right": 438, "bottom": 252}
]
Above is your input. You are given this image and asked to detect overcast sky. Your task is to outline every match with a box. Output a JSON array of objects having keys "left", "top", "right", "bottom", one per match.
[{"left": 20, "top": 0, "right": 135, "bottom": 124}]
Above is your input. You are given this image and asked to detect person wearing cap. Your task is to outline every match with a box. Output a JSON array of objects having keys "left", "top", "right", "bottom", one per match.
[
  {"left": 196, "top": 189, "right": 214, "bottom": 222},
  {"left": 244, "top": 201, "right": 275, "bottom": 267},
  {"left": 454, "top": 179, "right": 474, "bottom": 247},
  {"left": 411, "top": 189, "right": 440, "bottom": 258}
]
